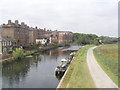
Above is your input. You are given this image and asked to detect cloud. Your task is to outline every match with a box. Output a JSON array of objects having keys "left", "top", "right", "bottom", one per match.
[{"left": 0, "top": 0, "right": 118, "bottom": 37}]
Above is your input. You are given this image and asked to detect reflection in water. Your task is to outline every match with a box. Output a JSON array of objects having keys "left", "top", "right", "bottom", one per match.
[
  {"left": 63, "top": 46, "right": 82, "bottom": 51},
  {"left": 2, "top": 46, "right": 81, "bottom": 88},
  {"left": 55, "top": 74, "right": 63, "bottom": 80},
  {"left": 2, "top": 56, "right": 42, "bottom": 88}
]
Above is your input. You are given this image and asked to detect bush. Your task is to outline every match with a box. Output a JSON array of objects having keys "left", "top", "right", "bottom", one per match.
[
  {"left": 24, "top": 44, "right": 38, "bottom": 50},
  {"left": 63, "top": 43, "right": 71, "bottom": 47},
  {"left": 57, "top": 44, "right": 63, "bottom": 47},
  {"left": 12, "top": 48, "right": 24, "bottom": 60},
  {"left": 47, "top": 43, "right": 56, "bottom": 47},
  {"left": 94, "top": 41, "right": 100, "bottom": 45},
  {"left": 7, "top": 50, "right": 13, "bottom": 54},
  {"left": 36, "top": 41, "right": 42, "bottom": 47}
]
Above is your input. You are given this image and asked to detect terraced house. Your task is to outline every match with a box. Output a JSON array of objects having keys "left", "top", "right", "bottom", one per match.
[
  {"left": 0, "top": 37, "right": 13, "bottom": 54},
  {"left": 1, "top": 20, "right": 29, "bottom": 47},
  {"left": 58, "top": 31, "right": 73, "bottom": 44},
  {"left": 0, "top": 20, "right": 73, "bottom": 54}
]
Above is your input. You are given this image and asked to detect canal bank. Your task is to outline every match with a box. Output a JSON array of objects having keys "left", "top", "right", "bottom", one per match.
[
  {"left": 57, "top": 55, "right": 75, "bottom": 88},
  {"left": 58, "top": 45, "right": 96, "bottom": 88},
  {"left": 2, "top": 45, "right": 81, "bottom": 88},
  {"left": 0, "top": 44, "right": 69, "bottom": 63}
]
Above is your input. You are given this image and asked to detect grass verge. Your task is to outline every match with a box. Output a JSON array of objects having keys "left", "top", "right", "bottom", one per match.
[
  {"left": 59, "top": 45, "right": 96, "bottom": 88},
  {"left": 93, "top": 44, "right": 118, "bottom": 86}
]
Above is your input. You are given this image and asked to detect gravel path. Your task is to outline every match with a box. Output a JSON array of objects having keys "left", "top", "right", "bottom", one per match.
[{"left": 87, "top": 47, "right": 118, "bottom": 88}]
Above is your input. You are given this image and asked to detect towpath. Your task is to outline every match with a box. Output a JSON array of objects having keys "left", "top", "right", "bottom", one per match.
[{"left": 87, "top": 47, "right": 118, "bottom": 88}]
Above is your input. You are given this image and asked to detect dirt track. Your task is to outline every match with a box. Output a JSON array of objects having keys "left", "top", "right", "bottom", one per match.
[{"left": 87, "top": 47, "right": 118, "bottom": 88}]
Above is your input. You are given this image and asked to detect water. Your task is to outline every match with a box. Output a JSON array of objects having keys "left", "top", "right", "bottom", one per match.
[{"left": 2, "top": 46, "right": 81, "bottom": 88}]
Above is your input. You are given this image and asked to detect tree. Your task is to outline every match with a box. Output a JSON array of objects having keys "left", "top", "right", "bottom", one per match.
[
  {"left": 99, "top": 36, "right": 118, "bottom": 44},
  {"left": 13, "top": 48, "right": 24, "bottom": 59},
  {"left": 72, "top": 33, "right": 98, "bottom": 45},
  {"left": 72, "top": 33, "right": 118, "bottom": 45}
]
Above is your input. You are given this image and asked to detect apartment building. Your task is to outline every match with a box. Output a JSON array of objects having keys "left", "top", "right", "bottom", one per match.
[
  {"left": 1, "top": 20, "right": 29, "bottom": 47},
  {"left": 58, "top": 31, "right": 73, "bottom": 44},
  {"left": 0, "top": 20, "right": 73, "bottom": 52}
]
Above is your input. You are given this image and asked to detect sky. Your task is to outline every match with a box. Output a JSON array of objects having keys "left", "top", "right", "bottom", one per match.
[{"left": 0, "top": 0, "right": 119, "bottom": 37}]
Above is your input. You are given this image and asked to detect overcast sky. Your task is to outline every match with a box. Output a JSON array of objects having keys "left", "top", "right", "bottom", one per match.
[{"left": 0, "top": 0, "right": 119, "bottom": 37}]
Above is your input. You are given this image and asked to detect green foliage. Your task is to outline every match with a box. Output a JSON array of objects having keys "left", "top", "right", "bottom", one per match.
[
  {"left": 36, "top": 41, "right": 42, "bottom": 47},
  {"left": 59, "top": 45, "right": 95, "bottom": 88},
  {"left": 94, "top": 41, "right": 100, "bottom": 45},
  {"left": 7, "top": 50, "right": 13, "bottom": 54},
  {"left": 99, "top": 36, "right": 118, "bottom": 44},
  {"left": 72, "top": 33, "right": 118, "bottom": 45},
  {"left": 72, "top": 33, "right": 98, "bottom": 45},
  {"left": 25, "top": 55, "right": 33, "bottom": 58},
  {"left": 63, "top": 43, "right": 71, "bottom": 47},
  {"left": 13, "top": 48, "right": 24, "bottom": 60},
  {"left": 24, "top": 44, "right": 38, "bottom": 50},
  {"left": 47, "top": 43, "right": 56, "bottom": 47}
]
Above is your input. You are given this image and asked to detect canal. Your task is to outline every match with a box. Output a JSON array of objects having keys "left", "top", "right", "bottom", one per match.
[{"left": 2, "top": 46, "right": 81, "bottom": 88}]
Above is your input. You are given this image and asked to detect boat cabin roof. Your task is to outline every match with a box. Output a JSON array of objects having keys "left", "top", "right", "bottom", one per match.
[{"left": 61, "top": 59, "right": 67, "bottom": 62}]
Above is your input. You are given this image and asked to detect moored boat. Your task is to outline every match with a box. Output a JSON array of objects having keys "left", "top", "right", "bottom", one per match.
[{"left": 55, "top": 52, "right": 75, "bottom": 76}]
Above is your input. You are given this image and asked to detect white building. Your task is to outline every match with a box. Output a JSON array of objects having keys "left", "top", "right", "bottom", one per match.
[
  {"left": 0, "top": 37, "right": 13, "bottom": 54},
  {"left": 36, "top": 39, "right": 47, "bottom": 45}
]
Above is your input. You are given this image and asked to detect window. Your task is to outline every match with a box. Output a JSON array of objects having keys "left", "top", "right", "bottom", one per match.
[
  {"left": 4, "top": 42, "right": 6, "bottom": 46},
  {"left": 2, "top": 42, "right": 4, "bottom": 46},
  {"left": 7, "top": 41, "right": 9, "bottom": 46},
  {"left": 9, "top": 41, "right": 11, "bottom": 46}
]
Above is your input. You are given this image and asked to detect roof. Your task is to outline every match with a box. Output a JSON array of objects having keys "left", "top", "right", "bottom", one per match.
[
  {"left": 58, "top": 31, "right": 73, "bottom": 33},
  {"left": 61, "top": 59, "right": 67, "bottom": 62}
]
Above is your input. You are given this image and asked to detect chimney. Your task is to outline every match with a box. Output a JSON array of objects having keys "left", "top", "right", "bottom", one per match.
[
  {"left": 35, "top": 26, "right": 37, "bottom": 29},
  {"left": 8, "top": 20, "right": 11, "bottom": 25},
  {"left": 15, "top": 20, "right": 18, "bottom": 25},
  {"left": 44, "top": 28, "right": 46, "bottom": 31},
  {"left": 21, "top": 22, "right": 25, "bottom": 26}
]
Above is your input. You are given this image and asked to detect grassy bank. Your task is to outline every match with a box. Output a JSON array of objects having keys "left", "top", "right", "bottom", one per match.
[
  {"left": 59, "top": 45, "right": 96, "bottom": 88},
  {"left": 0, "top": 44, "right": 71, "bottom": 63},
  {"left": 93, "top": 44, "right": 118, "bottom": 85}
]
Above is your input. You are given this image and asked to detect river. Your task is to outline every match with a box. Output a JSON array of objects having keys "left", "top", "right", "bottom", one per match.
[{"left": 2, "top": 46, "right": 81, "bottom": 88}]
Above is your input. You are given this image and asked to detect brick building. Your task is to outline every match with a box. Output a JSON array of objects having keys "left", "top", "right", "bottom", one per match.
[
  {"left": 29, "top": 27, "right": 36, "bottom": 45},
  {"left": 0, "top": 37, "right": 13, "bottom": 54},
  {"left": 45, "top": 30, "right": 73, "bottom": 44},
  {"left": 1, "top": 20, "right": 46, "bottom": 47},
  {"left": 58, "top": 31, "right": 73, "bottom": 44},
  {"left": 29, "top": 27, "right": 45, "bottom": 45},
  {"left": 0, "top": 20, "right": 73, "bottom": 52},
  {"left": 50, "top": 30, "right": 59, "bottom": 44},
  {"left": 44, "top": 29, "right": 53, "bottom": 38},
  {"left": 1, "top": 20, "right": 29, "bottom": 47}
]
